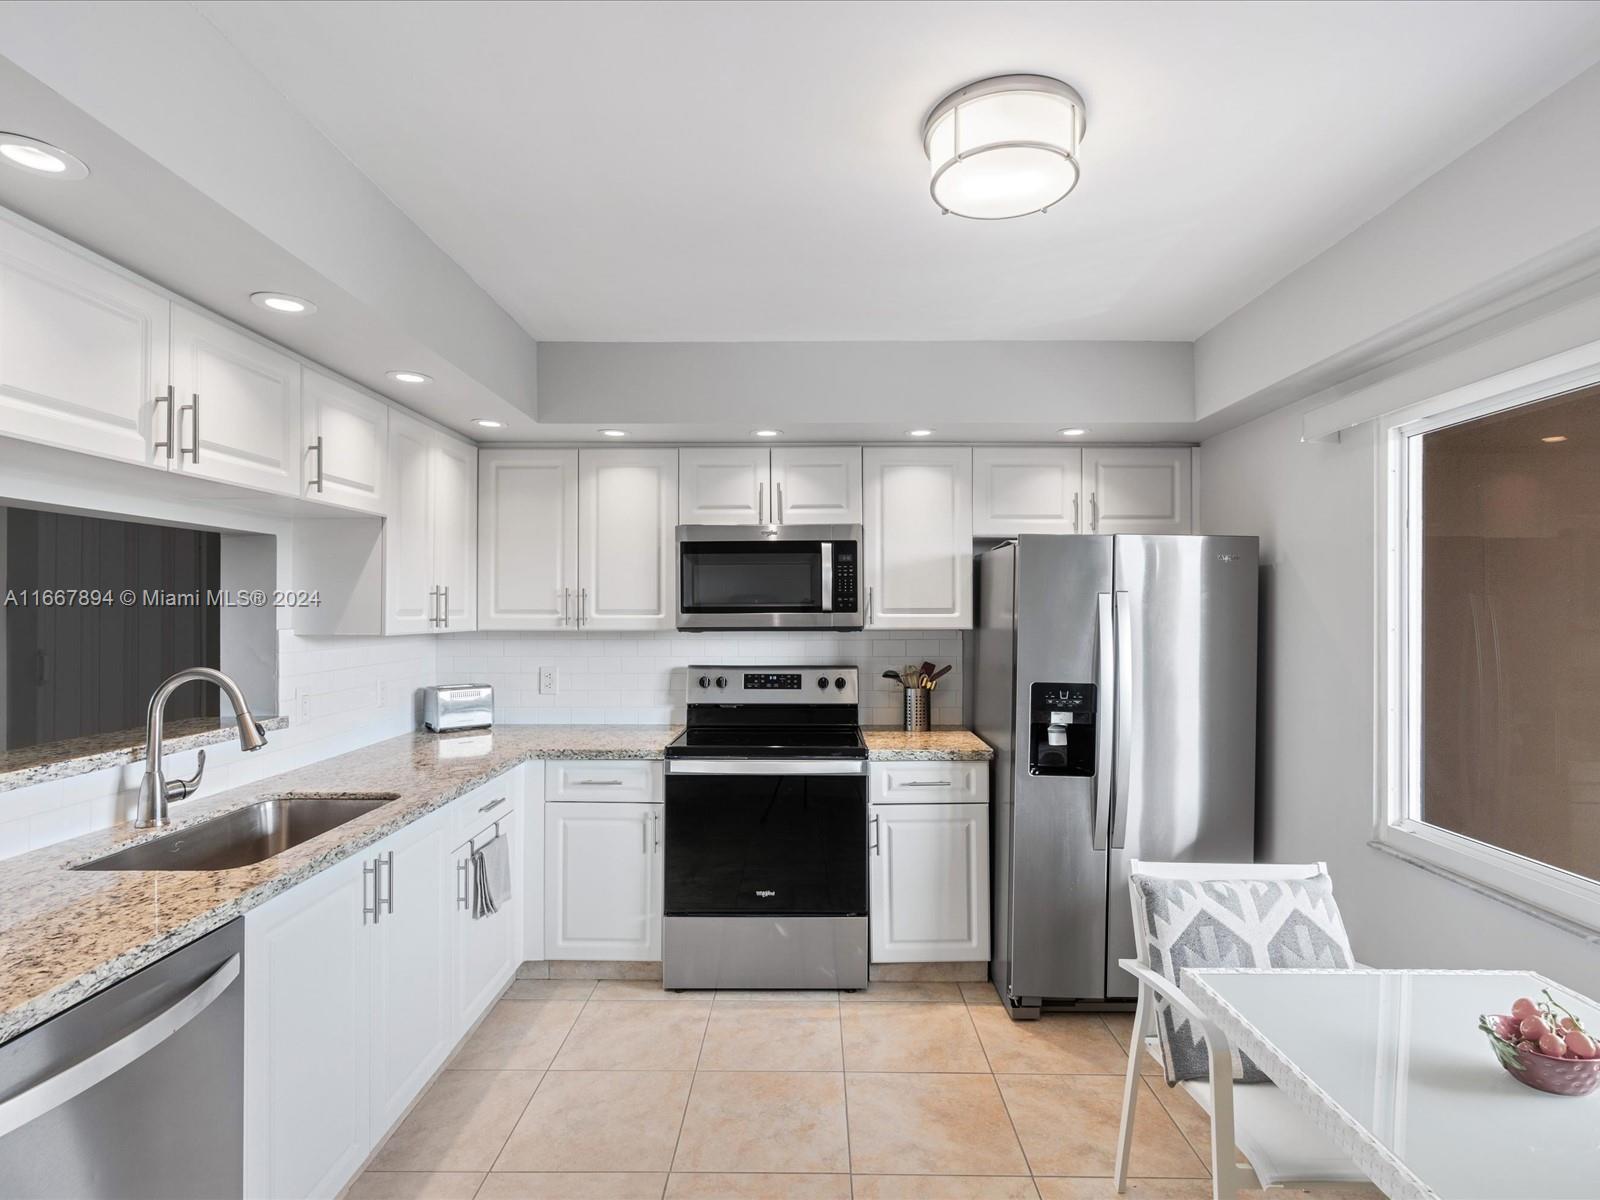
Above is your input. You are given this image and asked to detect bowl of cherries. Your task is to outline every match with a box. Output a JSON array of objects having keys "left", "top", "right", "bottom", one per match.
[{"left": 1480, "top": 990, "right": 1600, "bottom": 1096}]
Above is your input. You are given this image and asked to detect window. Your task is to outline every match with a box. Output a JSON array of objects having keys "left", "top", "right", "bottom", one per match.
[{"left": 1384, "top": 367, "right": 1600, "bottom": 929}]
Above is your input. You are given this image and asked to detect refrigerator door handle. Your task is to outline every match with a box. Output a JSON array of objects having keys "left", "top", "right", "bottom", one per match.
[
  {"left": 1111, "top": 590, "right": 1134, "bottom": 848},
  {"left": 1092, "top": 592, "right": 1114, "bottom": 851}
]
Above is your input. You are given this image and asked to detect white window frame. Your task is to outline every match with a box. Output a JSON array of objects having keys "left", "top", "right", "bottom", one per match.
[{"left": 1377, "top": 336, "right": 1600, "bottom": 933}]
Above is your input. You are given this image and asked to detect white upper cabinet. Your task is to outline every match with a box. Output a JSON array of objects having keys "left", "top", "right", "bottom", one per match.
[
  {"left": 578, "top": 448, "right": 678, "bottom": 631},
  {"left": 170, "top": 306, "right": 302, "bottom": 495},
  {"left": 863, "top": 446, "right": 973, "bottom": 629},
  {"left": 972, "top": 447, "right": 1082, "bottom": 536},
  {"left": 385, "top": 409, "right": 477, "bottom": 634},
  {"left": 478, "top": 449, "right": 580, "bottom": 631},
  {"left": 1082, "top": 447, "right": 1192, "bottom": 534},
  {"left": 771, "top": 446, "right": 862, "bottom": 524},
  {"left": 302, "top": 369, "right": 387, "bottom": 514},
  {"left": 0, "top": 218, "right": 170, "bottom": 468},
  {"left": 679, "top": 447, "right": 769, "bottom": 525}
]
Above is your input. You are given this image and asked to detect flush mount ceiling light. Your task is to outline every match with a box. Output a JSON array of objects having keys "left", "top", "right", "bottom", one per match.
[
  {"left": 599, "top": 429, "right": 628, "bottom": 438},
  {"left": 1542, "top": 435, "right": 1569, "bottom": 443},
  {"left": 752, "top": 429, "right": 782, "bottom": 438},
  {"left": 922, "top": 75, "right": 1086, "bottom": 220},
  {"left": 907, "top": 429, "right": 935, "bottom": 438},
  {"left": 250, "top": 291, "right": 317, "bottom": 315},
  {"left": 0, "top": 133, "right": 89, "bottom": 180},
  {"left": 1059, "top": 427, "right": 1088, "bottom": 437},
  {"left": 387, "top": 370, "right": 431, "bottom": 384},
  {"left": 473, "top": 418, "right": 505, "bottom": 429}
]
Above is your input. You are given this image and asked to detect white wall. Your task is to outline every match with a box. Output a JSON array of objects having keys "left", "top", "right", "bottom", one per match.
[
  {"left": 438, "top": 629, "right": 962, "bottom": 730},
  {"left": 1197, "top": 399, "right": 1600, "bottom": 996}
]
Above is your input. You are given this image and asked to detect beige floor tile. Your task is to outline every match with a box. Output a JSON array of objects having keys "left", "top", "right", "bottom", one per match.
[
  {"left": 345, "top": 1172, "right": 485, "bottom": 1200},
  {"left": 1144, "top": 1078, "right": 1216, "bottom": 1169},
  {"left": 698, "top": 1003, "right": 843, "bottom": 1070},
  {"left": 841, "top": 1002, "right": 990, "bottom": 1072},
  {"left": 1034, "top": 1181, "right": 1209, "bottom": 1200},
  {"left": 871, "top": 962, "right": 987, "bottom": 982},
  {"left": 477, "top": 1173, "right": 669, "bottom": 1199},
  {"left": 673, "top": 1071, "right": 850, "bottom": 1173},
  {"left": 845, "top": 1072, "right": 1028, "bottom": 1177},
  {"left": 961, "top": 981, "right": 1004, "bottom": 1006},
  {"left": 1101, "top": 1013, "right": 1163, "bottom": 1077},
  {"left": 505, "top": 978, "right": 597, "bottom": 1001},
  {"left": 997, "top": 1074, "right": 1206, "bottom": 1178},
  {"left": 853, "top": 1175, "right": 1040, "bottom": 1199},
  {"left": 840, "top": 981, "right": 965, "bottom": 1003},
  {"left": 968, "top": 1008, "right": 1130, "bottom": 1074},
  {"left": 495, "top": 1070, "right": 692, "bottom": 1172},
  {"left": 666, "top": 1173, "right": 851, "bottom": 1198},
  {"left": 551, "top": 1001, "right": 709, "bottom": 1071},
  {"left": 714, "top": 989, "right": 841, "bottom": 1005},
  {"left": 450, "top": 1000, "right": 585, "bottom": 1071},
  {"left": 370, "top": 1070, "right": 541, "bottom": 1171},
  {"left": 591, "top": 979, "right": 698, "bottom": 1002}
]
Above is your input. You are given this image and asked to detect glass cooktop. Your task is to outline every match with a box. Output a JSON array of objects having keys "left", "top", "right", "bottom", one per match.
[{"left": 665, "top": 726, "right": 867, "bottom": 759}]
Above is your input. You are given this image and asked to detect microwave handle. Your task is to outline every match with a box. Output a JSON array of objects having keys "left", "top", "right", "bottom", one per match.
[{"left": 821, "top": 542, "right": 833, "bottom": 612}]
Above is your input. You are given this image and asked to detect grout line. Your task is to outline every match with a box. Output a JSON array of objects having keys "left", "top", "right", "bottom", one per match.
[
  {"left": 662, "top": 992, "right": 710, "bottom": 1187},
  {"left": 964, "top": 998, "right": 1035, "bottom": 1182},
  {"left": 839, "top": 997, "right": 854, "bottom": 1188}
]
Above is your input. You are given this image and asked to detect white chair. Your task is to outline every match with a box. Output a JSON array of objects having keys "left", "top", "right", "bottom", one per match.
[{"left": 1113, "top": 859, "right": 1369, "bottom": 1200}]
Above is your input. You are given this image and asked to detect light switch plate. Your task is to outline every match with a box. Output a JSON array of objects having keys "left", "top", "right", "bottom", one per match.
[{"left": 539, "top": 667, "right": 558, "bottom": 695}]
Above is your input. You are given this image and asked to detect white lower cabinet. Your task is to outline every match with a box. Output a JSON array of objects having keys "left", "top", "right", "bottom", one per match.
[
  {"left": 545, "top": 788, "right": 663, "bottom": 962},
  {"left": 453, "top": 781, "right": 524, "bottom": 1026},
  {"left": 868, "top": 763, "right": 990, "bottom": 963}
]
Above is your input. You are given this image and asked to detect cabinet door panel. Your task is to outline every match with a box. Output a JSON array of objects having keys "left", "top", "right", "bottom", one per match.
[
  {"left": 545, "top": 801, "right": 662, "bottom": 960},
  {"left": 972, "top": 447, "right": 1081, "bottom": 535},
  {"left": 0, "top": 221, "right": 169, "bottom": 466},
  {"left": 455, "top": 804, "right": 522, "bottom": 1026},
  {"left": 1082, "top": 448, "right": 1192, "bottom": 534},
  {"left": 578, "top": 449, "right": 677, "bottom": 631},
  {"left": 243, "top": 856, "right": 370, "bottom": 1200},
  {"left": 385, "top": 411, "right": 436, "bottom": 635},
  {"left": 869, "top": 802, "right": 989, "bottom": 962},
  {"left": 479, "top": 449, "right": 579, "bottom": 630},
  {"left": 304, "top": 368, "right": 387, "bottom": 513},
  {"left": 433, "top": 434, "right": 478, "bottom": 631},
  {"left": 171, "top": 307, "right": 301, "bottom": 495},
  {"left": 771, "top": 446, "right": 862, "bottom": 524},
  {"left": 863, "top": 447, "right": 972, "bottom": 629},
  {"left": 679, "top": 447, "right": 768, "bottom": 525}
]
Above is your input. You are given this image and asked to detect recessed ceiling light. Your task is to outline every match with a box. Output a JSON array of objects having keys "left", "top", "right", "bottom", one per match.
[
  {"left": 387, "top": 371, "right": 431, "bottom": 384},
  {"left": 599, "top": 429, "right": 628, "bottom": 438},
  {"left": 473, "top": 418, "right": 505, "bottom": 429},
  {"left": 907, "top": 429, "right": 935, "bottom": 438},
  {"left": 250, "top": 291, "right": 317, "bottom": 315},
  {"left": 1059, "top": 427, "right": 1088, "bottom": 437},
  {"left": 0, "top": 134, "right": 88, "bottom": 180},
  {"left": 1542, "top": 435, "right": 1569, "bottom": 443},
  {"left": 752, "top": 429, "right": 782, "bottom": 438},
  {"left": 922, "top": 76, "right": 1085, "bottom": 219}
]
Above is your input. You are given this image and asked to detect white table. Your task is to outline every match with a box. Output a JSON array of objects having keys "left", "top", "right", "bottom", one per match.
[{"left": 1185, "top": 969, "right": 1600, "bottom": 1200}]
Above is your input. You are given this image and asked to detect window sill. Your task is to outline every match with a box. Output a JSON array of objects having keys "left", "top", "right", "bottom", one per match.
[{"left": 1373, "top": 820, "right": 1600, "bottom": 943}]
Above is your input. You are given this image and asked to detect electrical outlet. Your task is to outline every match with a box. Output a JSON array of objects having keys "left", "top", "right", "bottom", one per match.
[{"left": 539, "top": 667, "right": 558, "bottom": 695}]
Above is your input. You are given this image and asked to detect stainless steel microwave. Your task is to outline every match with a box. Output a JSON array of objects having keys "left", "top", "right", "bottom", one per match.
[{"left": 676, "top": 524, "right": 863, "bottom": 631}]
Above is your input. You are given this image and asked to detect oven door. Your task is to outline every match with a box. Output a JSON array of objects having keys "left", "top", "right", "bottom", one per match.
[
  {"left": 665, "top": 760, "right": 868, "bottom": 917},
  {"left": 676, "top": 524, "right": 862, "bottom": 630}
]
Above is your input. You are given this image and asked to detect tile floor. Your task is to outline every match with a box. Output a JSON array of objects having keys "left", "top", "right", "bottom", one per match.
[{"left": 346, "top": 980, "right": 1385, "bottom": 1200}]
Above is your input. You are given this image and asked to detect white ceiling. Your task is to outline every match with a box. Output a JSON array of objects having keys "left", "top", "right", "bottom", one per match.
[{"left": 195, "top": 0, "right": 1600, "bottom": 345}]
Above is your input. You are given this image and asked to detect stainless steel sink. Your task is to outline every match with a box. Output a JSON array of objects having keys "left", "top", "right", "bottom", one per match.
[{"left": 72, "top": 793, "right": 399, "bottom": 871}]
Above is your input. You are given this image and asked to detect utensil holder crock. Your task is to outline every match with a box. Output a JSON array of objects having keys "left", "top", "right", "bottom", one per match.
[{"left": 904, "top": 687, "right": 930, "bottom": 733}]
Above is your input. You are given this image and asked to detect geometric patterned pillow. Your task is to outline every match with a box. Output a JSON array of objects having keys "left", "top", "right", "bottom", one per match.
[{"left": 1133, "top": 873, "right": 1355, "bottom": 1085}]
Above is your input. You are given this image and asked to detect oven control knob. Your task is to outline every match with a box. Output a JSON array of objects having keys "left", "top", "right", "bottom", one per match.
[
  {"left": 834, "top": 676, "right": 847, "bottom": 690},
  {"left": 697, "top": 675, "right": 711, "bottom": 689},
  {"left": 714, "top": 676, "right": 728, "bottom": 689},
  {"left": 817, "top": 676, "right": 829, "bottom": 690}
]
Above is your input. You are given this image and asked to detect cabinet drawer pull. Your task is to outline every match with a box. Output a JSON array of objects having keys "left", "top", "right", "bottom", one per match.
[
  {"left": 574, "top": 778, "right": 624, "bottom": 787},
  {"left": 479, "top": 796, "right": 508, "bottom": 814},
  {"left": 900, "top": 779, "right": 953, "bottom": 787}
]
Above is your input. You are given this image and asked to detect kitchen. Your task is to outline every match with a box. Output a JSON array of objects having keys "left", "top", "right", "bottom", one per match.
[{"left": 4, "top": 4, "right": 1600, "bottom": 1200}]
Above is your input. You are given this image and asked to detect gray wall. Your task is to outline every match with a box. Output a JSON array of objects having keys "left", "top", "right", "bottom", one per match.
[{"left": 1197, "top": 399, "right": 1600, "bottom": 997}]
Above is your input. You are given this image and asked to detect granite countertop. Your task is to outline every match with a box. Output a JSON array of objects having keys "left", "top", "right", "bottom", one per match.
[
  {"left": 863, "top": 728, "right": 993, "bottom": 760},
  {"left": 0, "top": 716, "right": 294, "bottom": 794},
  {"left": 0, "top": 725, "right": 677, "bottom": 1045}
]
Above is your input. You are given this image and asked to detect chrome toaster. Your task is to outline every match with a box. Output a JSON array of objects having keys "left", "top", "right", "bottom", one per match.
[{"left": 422, "top": 684, "right": 494, "bottom": 732}]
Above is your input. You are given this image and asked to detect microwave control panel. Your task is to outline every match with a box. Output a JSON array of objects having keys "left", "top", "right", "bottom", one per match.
[{"left": 831, "top": 544, "right": 858, "bottom": 612}]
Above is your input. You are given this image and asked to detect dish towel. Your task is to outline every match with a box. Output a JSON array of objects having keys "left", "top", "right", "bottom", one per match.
[{"left": 471, "top": 833, "right": 512, "bottom": 919}]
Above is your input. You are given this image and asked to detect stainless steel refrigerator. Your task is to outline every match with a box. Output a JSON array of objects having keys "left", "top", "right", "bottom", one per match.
[{"left": 974, "top": 534, "right": 1258, "bottom": 1018}]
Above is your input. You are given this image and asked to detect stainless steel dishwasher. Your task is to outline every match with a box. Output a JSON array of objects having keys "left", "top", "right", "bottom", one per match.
[{"left": 0, "top": 918, "right": 243, "bottom": 1199}]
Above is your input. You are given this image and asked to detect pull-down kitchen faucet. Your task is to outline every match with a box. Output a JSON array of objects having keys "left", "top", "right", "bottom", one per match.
[{"left": 136, "top": 667, "right": 269, "bottom": 828}]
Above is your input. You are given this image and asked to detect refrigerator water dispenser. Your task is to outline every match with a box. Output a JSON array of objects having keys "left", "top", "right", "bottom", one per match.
[{"left": 1028, "top": 681, "right": 1096, "bottom": 775}]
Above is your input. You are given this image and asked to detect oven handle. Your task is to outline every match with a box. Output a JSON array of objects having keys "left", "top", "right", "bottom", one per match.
[{"left": 666, "top": 758, "right": 868, "bottom": 776}]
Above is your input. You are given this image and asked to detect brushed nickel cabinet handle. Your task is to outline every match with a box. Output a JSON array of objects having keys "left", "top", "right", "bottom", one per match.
[
  {"left": 479, "top": 796, "right": 508, "bottom": 814},
  {"left": 441, "top": 585, "right": 450, "bottom": 629},
  {"left": 900, "top": 779, "right": 952, "bottom": 787},
  {"left": 758, "top": 481, "right": 766, "bottom": 524},
  {"left": 580, "top": 587, "right": 588, "bottom": 627},
  {"left": 179, "top": 394, "right": 199, "bottom": 462},
  {"left": 456, "top": 859, "right": 469, "bottom": 910},
  {"left": 1073, "top": 493, "right": 1080, "bottom": 533},
  {"left": 381, "top": 850, "right": 395, "bottom": 914},
  {"left": 1090, "top": 491, "right": 1098, "bottom": 531},
  {"left": 575, "top": 778, "right": 624, "bottom": 787},
  {"left": 776, "top": 481, "right": 784, "bottom": 524},
  {"left": 363, "top": 859, "right": 379, "bottom": 925},
  {"left": 310, "top": 435, "right": 325, "bottom": 493},
  {"left": 651, "top": 809, "right": 660, "bottom": 849},
  {"left": 153, "top": 387, "right": 175, "bottom": 460},
  {"left": 870, "top": 813, "right": 881, "bottom": 856}
]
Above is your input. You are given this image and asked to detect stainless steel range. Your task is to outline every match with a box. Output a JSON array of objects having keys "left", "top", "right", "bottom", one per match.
[{"left": 662, "top": 665, "right": 868, "bottom": 990}]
